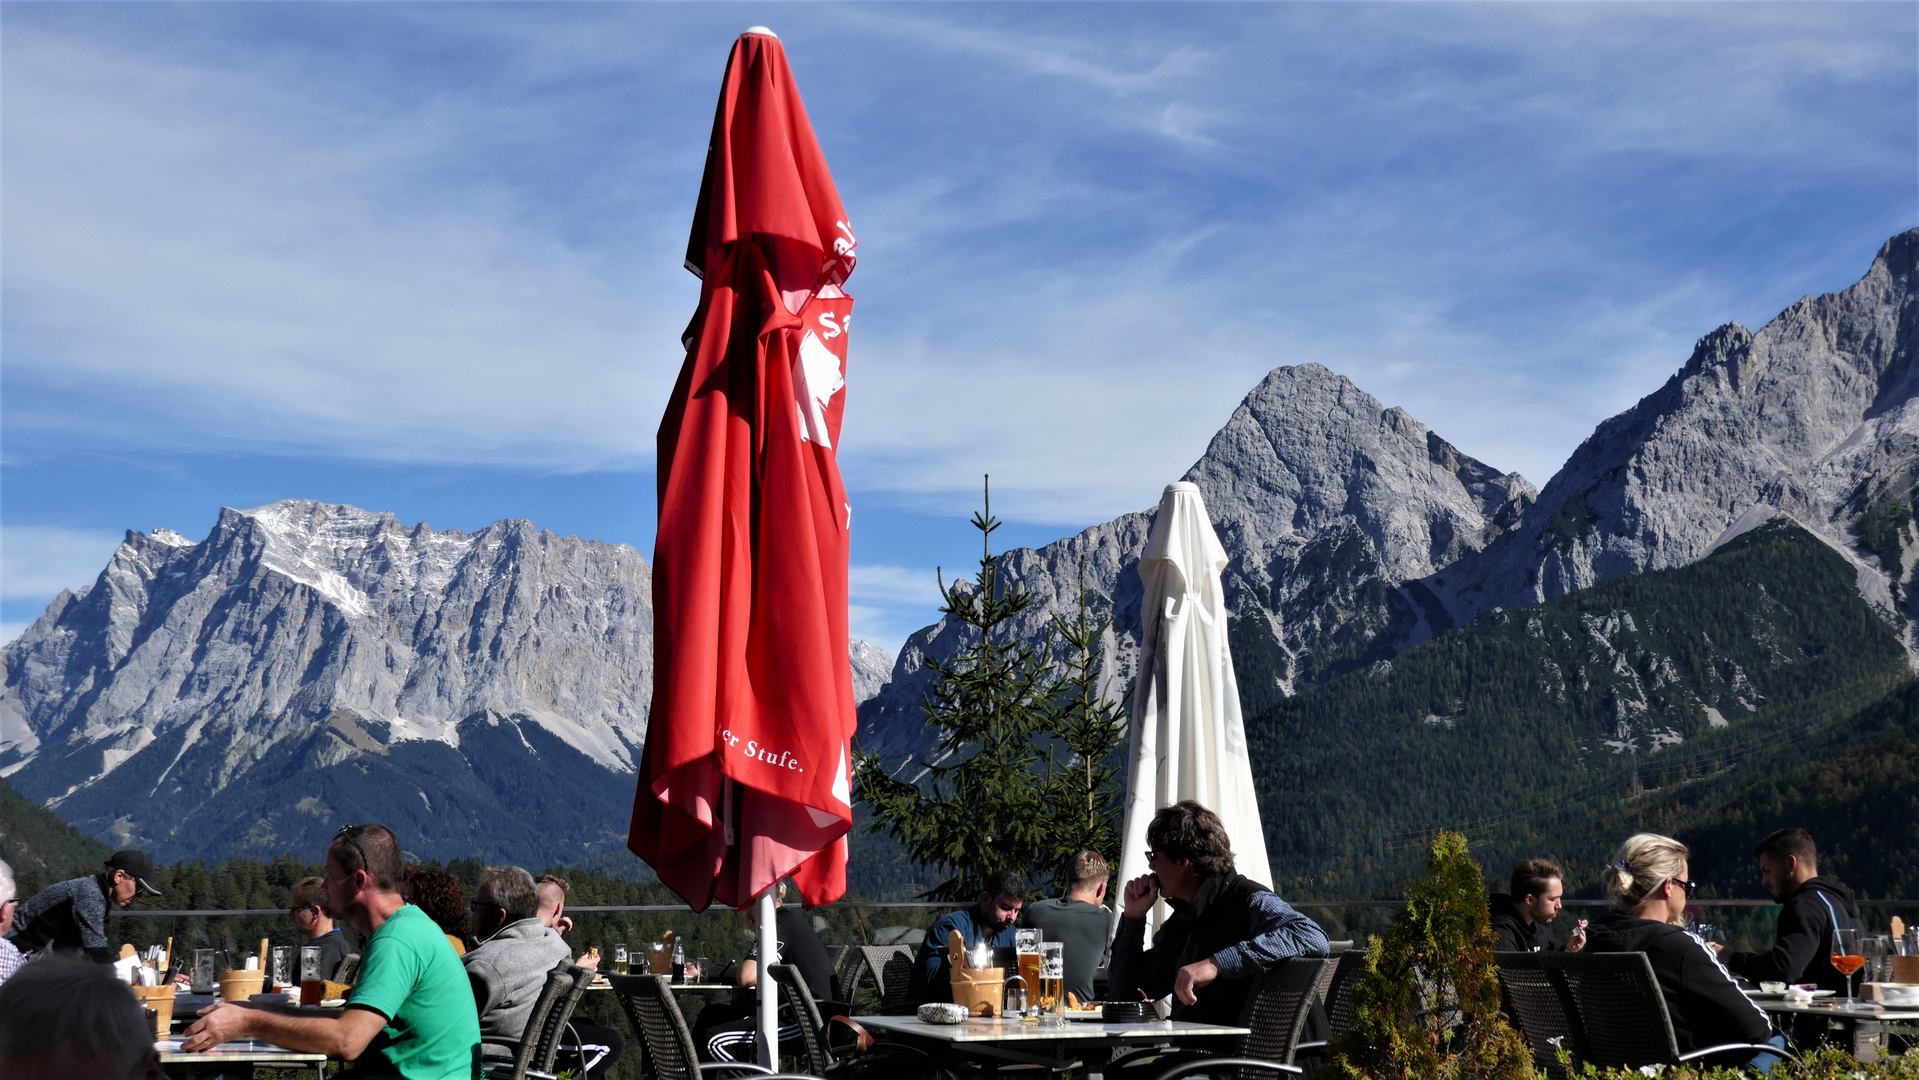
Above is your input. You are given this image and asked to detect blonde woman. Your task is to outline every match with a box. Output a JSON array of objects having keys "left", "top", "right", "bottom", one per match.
[{"left": 1583, "top": 833, "right": 1785, "bottom": 1070}]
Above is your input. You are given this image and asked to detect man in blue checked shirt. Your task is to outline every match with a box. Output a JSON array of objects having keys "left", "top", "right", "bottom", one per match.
[{"left": 1109, "top": 801, "right": 1328, "bottom": 1026}]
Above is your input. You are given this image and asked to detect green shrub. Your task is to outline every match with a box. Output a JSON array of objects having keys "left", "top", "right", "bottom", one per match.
[{"left": 1331, "top": 831, "right": 1533, "bottom": 1080}]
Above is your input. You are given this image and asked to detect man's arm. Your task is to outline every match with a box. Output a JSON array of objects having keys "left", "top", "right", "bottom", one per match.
[
  {"left": 1210, "top": 894, "right": 1329, "bottom": 979},
  {"left": 1727, "top": 899, "right": 1820, "bottom": 983},
  {"left": 78, "top": 886, "right": 115, "bottom": 963},
  {"left": 181, "top": 1001, "right": 388, "bottom": 1059},
  {"left": 1106, "top": 915, "right": 1163, "bottom": 1002}
]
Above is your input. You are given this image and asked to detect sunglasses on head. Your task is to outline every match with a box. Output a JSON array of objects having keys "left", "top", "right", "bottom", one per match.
[{"left": 334, "top": 824, "right": 372, "bottom": 880}]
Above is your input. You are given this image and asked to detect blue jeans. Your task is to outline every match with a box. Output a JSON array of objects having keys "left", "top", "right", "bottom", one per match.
[{"left": 1750, "top": 1033, "right": 1790, "bottom": 1074}]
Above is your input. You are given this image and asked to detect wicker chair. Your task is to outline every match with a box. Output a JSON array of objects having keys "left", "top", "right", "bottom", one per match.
[
  {"left": 769, "top": 963, "right": 932, "bottom": 1078},
  {"left": 850, "top": 945, "right": 915, "bottom": 1010},
  {"left": 1112, "top": 957, "right": 1334, "bottom": 1080},
  {"left": 1546, "top": 952, "right": 1796, "bottom": 1071},
  {"left": 1494, "top": 952, "right": 1579, "bottom": 1080},
  {"left": 484, "top": 960, "right": 593, "bottom": 1080},
  {"left": 1294, "top": 948, "right": 1369, "bottom": 1061},
  {"left": 610, "top": 973, "right": 776, "bottom": 1080},
  {"left": 334, "top": 952, "right": 362, "bottom": 983}
]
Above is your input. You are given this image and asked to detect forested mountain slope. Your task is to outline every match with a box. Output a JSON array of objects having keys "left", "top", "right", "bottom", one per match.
[{"left": 1257, "top": 519, "right": 1909, "bottom": 896}]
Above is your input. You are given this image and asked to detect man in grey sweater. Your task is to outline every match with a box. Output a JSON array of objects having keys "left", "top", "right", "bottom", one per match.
[{"left": 465, "top": 865, "right": 623, "bottom": 1078}]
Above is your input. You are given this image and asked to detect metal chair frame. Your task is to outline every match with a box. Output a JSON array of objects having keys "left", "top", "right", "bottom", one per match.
[
  {"left": 769, "top": 963, "right": 932, "bottom": 1078},
  {"left": 610, "top": 972, "right": 776, "bottom": 1080},
  {"left": 1117, "top": 957, "right": 1333, "bottom": 1080},
  {"left": 1534, "top": 952, "right": 1798, "bottom": 1072},
  {"left": 484, "top": 960, "right": 592, "bottom": 1080}
]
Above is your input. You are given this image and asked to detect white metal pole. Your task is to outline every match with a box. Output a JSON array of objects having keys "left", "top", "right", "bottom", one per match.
[{"left": 756, "top": 888, "right": 778, "bottom": 1069}]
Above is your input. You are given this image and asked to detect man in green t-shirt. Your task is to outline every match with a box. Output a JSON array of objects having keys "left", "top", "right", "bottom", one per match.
[{"left": 184, "top": 824, "right": 481, "bottom": 1078}]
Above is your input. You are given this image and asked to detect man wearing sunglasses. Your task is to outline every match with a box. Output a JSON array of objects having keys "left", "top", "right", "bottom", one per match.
[
  {"left": 289, "top": 877, "right": 352, "bottom": 984},
  {"left": 183, "top": 824, "right": 480, "bottom": 1077},
  {"left": 7, "top": 849, "right": 160, "bottom": 964},
  {"left": 1109, "top": 802, "right": 1328, "bottom": 1026}
]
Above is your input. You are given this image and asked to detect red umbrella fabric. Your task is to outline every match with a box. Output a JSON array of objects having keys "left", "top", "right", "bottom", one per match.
[{"left": 629, "top": 29, "right": 859, "bottom": 912}]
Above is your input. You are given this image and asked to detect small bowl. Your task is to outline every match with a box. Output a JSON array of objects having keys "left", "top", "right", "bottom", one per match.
[{"left": 1102, "top": 1001, "right": 1149, "bottom": 1023}]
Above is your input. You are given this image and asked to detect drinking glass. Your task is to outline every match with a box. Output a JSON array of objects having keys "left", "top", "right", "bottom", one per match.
[
  {"left": 269, "top": 945, "right": 295, "bottom": 990},
  {"left": 1038, "top": 942, "right": 1065, "bottom": 1019},
  {"left": 613, "top": 944, "right": 629, "bottom": 976},
  {"left": 1867, "top": 935, "right": 1892, "bottom": 983},
  {"left": 299, "top": 945, "right": 326, "bottom": 1006},
  {"left": 193, "top": 949, "right": 218, "bottom": 994},
  {"left": 1015, "top": 929, "right": 1043, "bottom": 1000},
  {"left": 1834, "top": 927, "right": 1866, "bottom": 1002}
]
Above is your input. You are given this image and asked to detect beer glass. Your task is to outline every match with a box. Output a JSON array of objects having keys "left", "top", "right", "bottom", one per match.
[
  {"left": 613, "top": 944, "right": 629, "bottom": 976},
  {"left": 193, "top": 949, "right": 218, "bottom": 994},
  {"left": 269, "top": 945, "right": 295, "bottom": 990},
  {"left": 299, "top": 945, "right": 326, "bottom": 1006},
  {"left": 1015, "top": 929, "right": 1043, "bottom": 999},
  {"left": 1039, "top": 942, "right": 1065, "bottom": 1017}
]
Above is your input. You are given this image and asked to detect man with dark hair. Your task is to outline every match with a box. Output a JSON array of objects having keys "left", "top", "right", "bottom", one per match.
[
  {"left": 7, "top": 850, "right": 160, "bottom": 963},
  {"left": 290, "top": 876, "right": 354, "bottom": 981},
  {"left": 184, "top": 823, "right": 482, "bottom": 1077},
  {"left": 1490, "top": 858, "right": 1586, "bottom": 953},
  {"left": 1110, "top": 801, "right": 1328, "bottom": 1025},
  {"left": 908, "top": 870, "right": 1027, "bottom": 1002},
  {"left": 1715, "top": 828, "right": 1862, "bottom": 993},
  {"left": 1024, "top": 851, "right": 1114, "bottom": 1003}
]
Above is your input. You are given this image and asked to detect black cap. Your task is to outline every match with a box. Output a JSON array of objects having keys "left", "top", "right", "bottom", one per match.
[{"left": 105, "top": 850, "right": 162, "bottom": 896}]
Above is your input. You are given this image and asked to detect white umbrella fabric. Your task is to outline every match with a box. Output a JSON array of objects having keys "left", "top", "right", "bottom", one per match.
[{"left": 1115, "top": 482, "right": 1272, "bottom": 930}]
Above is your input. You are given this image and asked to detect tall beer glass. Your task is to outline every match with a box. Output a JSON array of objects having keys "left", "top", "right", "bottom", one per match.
[
  {"left": 1039, "top": 942, "right": 1065, "bottom": 1016},
  {"left": 1015, "top": 929, "right": 1043, "bottom": 999}
]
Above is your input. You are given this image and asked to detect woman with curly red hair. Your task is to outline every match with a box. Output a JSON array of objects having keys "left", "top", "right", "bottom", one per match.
[{"left": 402, "top": 865, "right": 471, "bottom": 956}]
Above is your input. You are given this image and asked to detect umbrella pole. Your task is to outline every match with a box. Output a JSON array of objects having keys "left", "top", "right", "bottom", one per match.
[{"left": 756, "top": 888, "right": 778, "bottom": 1069}]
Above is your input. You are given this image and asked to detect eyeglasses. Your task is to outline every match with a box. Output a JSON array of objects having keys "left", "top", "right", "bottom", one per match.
[
  {"left": 1144, "top": 850, "right": 1157, "bottom": 862},
  {"left": 1673, "top": 877, "right": 1700, "bottom": 895}
]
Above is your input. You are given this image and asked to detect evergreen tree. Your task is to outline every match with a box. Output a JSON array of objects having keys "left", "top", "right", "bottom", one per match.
[{"left": 855, "top": 480, "right": 1126, "bottom": 900}]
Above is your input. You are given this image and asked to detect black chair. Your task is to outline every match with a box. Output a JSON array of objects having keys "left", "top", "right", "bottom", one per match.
[
  {"left": 1295, "top": 949, "right": 1368, "bottom": 1060},
  {"left": 1547, "top": 952, "right": 1797, "bottom": 1071},
  {"left": 851, "top": 945, "right": 915, "bottom": 1011},
  {"left": 1494, "top": 952, "right": 1578, "bottom": 1080},
  {"left": 1115, "top": 957, "right": 1334, "bottom": 1080},
  {"left": 769, "top": 963, "right": 932, "bottom": 1078},
  {"left": 610, "top": 973, "right": 776, "bottom": 1080},
  {"left": 484, "top": 960, "right": 592, "bottom": 1080},
  {"left": 333, "top": 952, "right": 361, "bottom": 983}
]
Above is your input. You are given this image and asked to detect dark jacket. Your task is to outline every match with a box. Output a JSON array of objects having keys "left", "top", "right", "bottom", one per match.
[
  {"left": 7, "top": 874, "right": 113, "bottom": 962},
  {"left": 1489, "top": 893, "right": 1555, "bottom": 953},
  {"left": 1585, "top": 912, "right": 1772, "bottom": 1052},
  {"left": 1108, "top": 871, "right": 1328, "bottom": 1026},
  {"left": 1726, "top": 877, "right": 1862, "bottom": 993}
]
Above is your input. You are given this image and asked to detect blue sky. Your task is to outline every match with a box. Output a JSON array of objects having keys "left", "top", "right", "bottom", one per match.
[{"left": 3, "top": 2, "right": 1915, "bottom": 653}]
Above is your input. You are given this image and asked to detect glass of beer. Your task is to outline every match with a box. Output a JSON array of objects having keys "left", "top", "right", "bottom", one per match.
[
  {"left": 269, "top": 946, "right": 295, "bottom": 991},
  {"left": 1039, "top": 942, "right": 1065, "bottom": 1019},
  {"left": 193, "top": 949, "right": 218, "bottom": 994},
  {"left": 613, "top": 944, "right": 629, "bottom": 976},
  {"left": 1015, "top": 929, "right": 1043, "bottom": 998},
  {"left": 1834, "top": 927, "right": 1866, "bottom": 1002},
  {"left": 298, "top": 945, "right": 325, "bottom": 1006}
]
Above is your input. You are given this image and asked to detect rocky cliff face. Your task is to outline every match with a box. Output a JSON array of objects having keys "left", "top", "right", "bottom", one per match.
[
  {"left": 858, "top": 364, "right": 1536, "bottom": 762},
  {"left": 1438, "top": 229, "right": 1919, "bottom": 636},
  {"left": 0, "top": 500, "right": 898, "bottom": 864}
]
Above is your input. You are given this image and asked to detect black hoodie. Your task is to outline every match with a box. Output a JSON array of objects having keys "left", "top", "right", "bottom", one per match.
[
  {"left": 1585, "top": 912, "right": 1772, "bottom": 1052},
  {"left": 1489, "top": 893, "right": 1555, "bottom": 952},
  {"left": 1726, "top": 876, "right": 1862, "bottom": 993}
]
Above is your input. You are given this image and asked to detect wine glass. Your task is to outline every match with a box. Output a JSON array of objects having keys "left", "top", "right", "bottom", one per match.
[{"left": 1834, "top": 927, "right": 1866, "bottom": 1002}]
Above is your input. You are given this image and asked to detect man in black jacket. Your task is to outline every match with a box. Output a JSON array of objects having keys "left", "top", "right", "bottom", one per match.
[
  {"left": 1109, "top": 801, "right": 1328, "bottom": 1026},
  {"left": 1490, "top": 858, "right": 1587, "bottom": 953},
  {"left": 1716, "top": 828, "right": 1862, "bottom": 992}
]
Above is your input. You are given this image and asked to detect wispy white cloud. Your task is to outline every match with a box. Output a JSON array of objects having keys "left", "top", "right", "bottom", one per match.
[
  {"left": 3, "top": 1, "right": 1912, "bottom": 544},
  {"left": 1, "top": 526, "right": 124, "bottom": 601}
]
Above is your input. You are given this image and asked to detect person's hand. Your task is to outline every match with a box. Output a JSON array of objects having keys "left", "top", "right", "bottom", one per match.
[
  {"left": 1173, "top": 959, "right": 1219, "bottom": 1005},
  {"left": 181, "top": 1002, "right": 253, "bottom": 1052},
  {"left": 556, "top": 915, "right": 575, "bottom": 934},
  {"left": 1709, "top": 942, "right": 1725, "bottom": 956},
  {"left": 575, "top": 951, "right": 600, "bottom": 971},
  {"left": 1122, "top": 874, "right": 1159, "bottom": 919},
  {"left": 1569, "top": 919, "right": 1588, "bottom": 952}
]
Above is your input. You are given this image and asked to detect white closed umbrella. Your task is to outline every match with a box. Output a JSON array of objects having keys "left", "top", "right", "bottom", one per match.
[{"left": 1115, "top": 482, "right": 1271, "bottom": 930}]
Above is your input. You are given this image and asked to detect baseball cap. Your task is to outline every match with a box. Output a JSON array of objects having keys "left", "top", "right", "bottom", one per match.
[{"left": 105, "top": 850, "right": 162, "bottom": 896}]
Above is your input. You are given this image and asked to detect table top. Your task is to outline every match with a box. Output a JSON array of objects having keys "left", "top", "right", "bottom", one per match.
[
  {"left": 852, "top": 1015, "right": 1251, "bottom": 1044},
  {"left": 1749, "top": 998, "right": 1919, "bottom": 1020},
  {"left": 584, "top": 979, "right": 734, "bottom": 992},
  {"left": 155, "top": 1038, "right": 329, "bottom": 1063}
]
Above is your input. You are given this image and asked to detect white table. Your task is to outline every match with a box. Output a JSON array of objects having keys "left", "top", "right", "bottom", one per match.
[
  {"left": 1747, "top": 996, "right": 1919, "bottom": 1062},
  {"left": 157, "top": 1037, "right": 329, "bottom": 1077},
  {"left": 852, "top": 1014, "right": 1252, "bottom": 1080}
]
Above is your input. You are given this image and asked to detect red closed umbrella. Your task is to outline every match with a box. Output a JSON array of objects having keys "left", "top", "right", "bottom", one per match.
[{"left": 628, "top": 28, "right": 859, "bottom": 916}]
